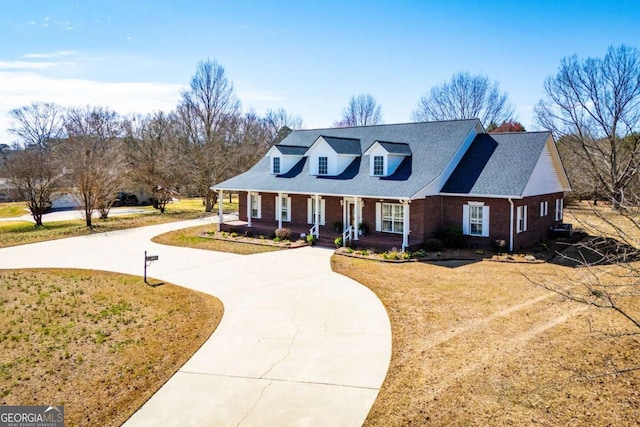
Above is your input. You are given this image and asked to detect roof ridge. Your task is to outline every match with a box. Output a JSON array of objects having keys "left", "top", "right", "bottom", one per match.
[{"left": 294, "top": 118, "right": 480, "bottom": 132}]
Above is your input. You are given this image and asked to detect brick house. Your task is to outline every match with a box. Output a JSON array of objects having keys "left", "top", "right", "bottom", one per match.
[{"left": 212, "top": 119, "right": 571, "bottom": 251}]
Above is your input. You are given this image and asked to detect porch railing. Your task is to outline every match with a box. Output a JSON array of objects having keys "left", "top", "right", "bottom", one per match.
[
  {"left": 309, "top": 223, "right": 319, "bottom": 239},
  {"left": 342, "top": 226, "right": 353, "bottom": 247}
]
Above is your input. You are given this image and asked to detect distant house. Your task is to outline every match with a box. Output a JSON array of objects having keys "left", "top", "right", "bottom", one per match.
[{"left": 212, "top": 119, "right": 571, "bottom": 251}]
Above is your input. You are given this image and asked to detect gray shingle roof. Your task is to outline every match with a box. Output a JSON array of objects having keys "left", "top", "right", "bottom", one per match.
[
  {"left": 274, "top": 145, "right": 308, "bottom": 155},
  {"left": 213, "top": 120, "right": 482, "bottom": 198},
  {"left": 319, "top": 136, "right": 362, "bottom": 155},
  {"left": 441, "top": 132, "right": 550, "bottom": 197},
  {"left": 377, "top": 141, "right": 412, "bottom": 155}
]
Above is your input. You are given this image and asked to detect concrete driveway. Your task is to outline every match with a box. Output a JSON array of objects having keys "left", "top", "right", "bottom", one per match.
[{"left": 0, "top": 216, "right": 392, "bottom": 426}]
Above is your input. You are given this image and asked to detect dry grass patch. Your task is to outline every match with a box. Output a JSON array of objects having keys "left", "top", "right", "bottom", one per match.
[
  {"left": 0, "top": 202, "right": 28, "bottom": 218},
  {"left": 0, "top": 268, "right": 223, "bottom": 427},
  {"left": 332, "top": 256, "right": 640, "bottom": 426},
  {"left": 152, "top": 225, "right": 283, "bottom": 255}
]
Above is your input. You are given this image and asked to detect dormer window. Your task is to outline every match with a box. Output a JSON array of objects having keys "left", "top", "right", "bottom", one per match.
[
  {"left": 272, "top": 157, "right": 281, "bottom": 174},
  {"left": 373, "top": 156, "right": 384, "bottom": 176},
  {"left": 318, "top": 157, "right": 328, "bottom": 175}
]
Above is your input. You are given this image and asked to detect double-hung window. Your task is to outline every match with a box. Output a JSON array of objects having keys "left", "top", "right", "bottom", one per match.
[
  {"left": 470, "top": 204, "right": 483, "bottom": 236},
  {"left": 250, "top": 193, "right": 261, "bottom": 218},
  {"left": 381, "top": 203, "right": 403, "bottom": 233},
  {"left": 373, "top": 156, "right": 384, "bottom": 176},
  {"left": 517, "top": 205, "right": 528, "bottom": 233},
  {"left": 318, "top": 156, "right": 328, "bottom": 175},
  {"left": 272, "top": 157, "right": 281, "bottom": 174},
  {"left": 555, "top": 198, "right": 563, "bottom": 221},
  {"left": 540, "top": 201, "right": 548, "bottom": 217}
]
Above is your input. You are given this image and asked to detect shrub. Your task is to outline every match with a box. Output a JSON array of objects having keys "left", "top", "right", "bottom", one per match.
[
  {"left": 273, "top": 237, "right": 281, "bottom": 243},
  {"left": 306, "top": 234, "right": 316, "bottom": 245},
  {"left": 441, "top": 225, "right": 464, "bottom": 248},
  {"left": 492, "top": 239, "right": 507, "bottom": 254},
  {"left": 333, "top": 221, "right": 343, "bottom": 232},
  {"left": 358, "top": 222, "right": 370, "bottom": 235},
  {"left": 244, "top": 230, "right": 254, "bottom": 238},
  {"left": 230, "top": 232, "right": 238, "bottom": 238},
  {"left": 275, "top": 228, "right": 291, "bottom": 240},
  {"left": 424, "top": 238, "right": 444, "bottom": 252},
  {"left": 412, "top": 249, "right": 427, "bottom": 258},
  {"left": 334, "top": 236, "right": 343, "bottom": 248}
]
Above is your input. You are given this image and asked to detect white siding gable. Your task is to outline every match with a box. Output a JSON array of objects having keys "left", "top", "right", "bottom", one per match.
[
  {"left": 363, "top": 142, "right": 409, "bottom": 176},
  {"left": 306, "top": 137, "right": 358, "bottom": 176},
  {"left": 265, "top": 145, "right": 304, "bottom": 175},
  {"left": 522, "top": 137, "right": 572, "bottom": 197}
]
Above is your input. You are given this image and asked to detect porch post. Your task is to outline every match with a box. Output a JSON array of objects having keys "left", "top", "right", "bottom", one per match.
[
  {"left": 353, "top": 197, "right": 359, "bottom": 241},
  {"left": 277, "top": 193, "right": 282, "bottom": 230},
  {"left": 218, "top": 190, "right": 224, "bottom": 231},
  {"left": 246, "top": 192, "right": 252, "bottom": 227},
  {"left": 402, "top": 200, "right": 410, "bottom": 252},
  {"left": 314, "top": 194, "right": 320, "bottom": 238},
  {"left": 342, "top": 198, "right": 347, "bottom": 232}
]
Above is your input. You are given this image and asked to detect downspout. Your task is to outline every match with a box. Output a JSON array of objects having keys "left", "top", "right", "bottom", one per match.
[{"left": 508, "top": 198, "right": 514, "bottom": 252}]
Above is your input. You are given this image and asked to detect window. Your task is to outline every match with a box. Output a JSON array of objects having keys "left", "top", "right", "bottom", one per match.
[
  {"left": 381, "top": 203, "right": 403, "bottom": 233},
  {"left": 318, "top": 156, "right": 328, "bottom": 175},
  {"left": 272, "top": 157, "right": 281, "bottom": 174},
  {"left": 275, "top": 195, "right": 291, "bottom": 222},
  {"left": 517, "top": 205, "right": 528, "bottom": 233},
  {"left": 470, "top": 205, "right": 483, "bottom": 236},
  {"left": 555, "top": 198, "right": 563, "bottom": 221},
  {"left": 307, "top": 197, "right": 326, "bottom": 225},
  {"left": 250, "top": 193, "right": 261, "bottom": 218},
  {"left": 540, "top": 201, "right": 548, "bottom": 217},
  {"left": 462, "top": 203, "right": 489, "bottom": 237},
  {"left": 373, "top": 156, "right": 384, "bottom": 176}
]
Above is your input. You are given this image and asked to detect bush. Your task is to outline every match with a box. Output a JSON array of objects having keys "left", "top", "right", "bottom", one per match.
[
  {"left": 334, "top": 236, "right": 343, "bottom": 248},
  {"left": 441, "top": 225, "right": 464, "bottom": 248},
  {"left": 244, "top": 230, "right": 254, "bottom": 238},
  {"left": 424, "top": 238, "right": 444, "bottom": 252},
  {"left": 333, "top": 221, "right": 343, "bottom": 232},
  {"left": 230, "top": 232, "right": 238, "bottom": 238},
  {"left": 412, "top": 249, "right": 427, "bottom": 258},
  {"left": 358, "top": 222, "right": 370, "bottom": 235},
  {"left": 306, "top": 234, "right": 316, "bottom": 245},
  {"left": 275, "top": 228, "right": 291, "bottom": 240},
  {"left": 491, "top": 239, "right": 507, "bottom": 254}
]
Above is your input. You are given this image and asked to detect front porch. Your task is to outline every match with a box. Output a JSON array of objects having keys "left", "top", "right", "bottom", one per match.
[{"left": 219, "top": 220, "right": 423, "bottom": 252}]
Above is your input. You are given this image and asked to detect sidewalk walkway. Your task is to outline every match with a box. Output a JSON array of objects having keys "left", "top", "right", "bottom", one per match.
[{"left": 0, "top": 216, "right": 392, "bottom": 426}]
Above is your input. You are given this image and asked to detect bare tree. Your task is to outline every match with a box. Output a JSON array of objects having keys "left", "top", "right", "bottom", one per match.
[
  {"left": 334, "top": 94, "right": 383, "bottom": 127},
  {"left": 536, "top": 45, "right": 640, "bottom": 209},
  {"left": 63, "top": 106, "right": 125, "bottom": 226},
  {"left": 178, "top": 59, "right": 241, "bottom": 212},
  {"left": 8, "top": 102, "right": 65, "bottom": 148},
  {"left": 264, "top": 108, "right": 303, "bottom": 143},
  {"left": 412, "top": 72, "right": 514, "bottom": 127},
  {"left": 123, "top": 111, "right": 182, "bottom": 213},
  {"left": 4, "top": 145, "right": 59, "bottom": 226}
]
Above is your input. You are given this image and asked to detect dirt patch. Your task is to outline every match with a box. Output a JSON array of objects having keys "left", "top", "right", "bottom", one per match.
[{"left": 0, "top": 269, "right": 223, "bottom": 427}]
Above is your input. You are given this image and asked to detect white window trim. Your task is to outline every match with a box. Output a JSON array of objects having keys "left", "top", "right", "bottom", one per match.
[
  {"left": 307, "top": 197, "right": 326, "bottom": 225},
  {"left": 275, "top": 195, "right": 291, "bottom": 222},
  {"left": 540, "top": 201, "right": 548, "bottom": 217},
  {"left": 516, "top": 205, "right": 528, "bottom": 233},
  {"left": 373, "top": 155, "right": 385, "bottom": 176},
  {"left": 318, "top": 156, "right": 328, "bottom": 175},
  {"left": 272, "top": 157, "right": 281, "bottom": 174},
  {"left": 462, "top": 202, "right": 490, "bottom": 237},
  {"left": 250, "top": 193, "right": 262, "bottom": 219},
  {"left": 379, "top": 202, "right": 404, "bottom": 234},
  {"left": 555, "top": 198, "right": 563, "bottom": 221}
]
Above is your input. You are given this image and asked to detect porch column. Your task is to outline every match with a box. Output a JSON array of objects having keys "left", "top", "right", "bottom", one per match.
[
  {"left": 402, "top": 200, "right": 410, "bottom": 252},
  {"left": 314, "top": 194, "right": 320, "bottom": 238},
  {"left": 246, "top": 192, "right": 252, "bottom": 227},
  {"left": 277, "top": 193, "right": 282, "bottom": 230},
  {"left": 342, "top": 198, "right": 347, "bottom": 232},
  {"left": 218, "top": 190, "right": 224, "bottom": 231},
  {"left": 353, "top": 197, "right": 359, "bottom": 241}
]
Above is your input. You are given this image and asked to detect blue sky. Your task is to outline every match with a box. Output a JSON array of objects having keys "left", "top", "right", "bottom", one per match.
[{"left": 1, "top": 0, "right": 639, "bottom": 143}]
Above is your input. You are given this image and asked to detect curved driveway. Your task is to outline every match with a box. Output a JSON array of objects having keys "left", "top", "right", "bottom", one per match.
[{"left": 0, "top": 216, "right": 392, "bottom": 426}]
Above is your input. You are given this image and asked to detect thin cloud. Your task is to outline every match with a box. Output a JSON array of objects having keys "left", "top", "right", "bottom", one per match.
[
  {"left": 23, "top": 51, "right": 77, "bottom": 59},
  {"left": 0, "top": 61, "right": 73, "bottom": 70}
]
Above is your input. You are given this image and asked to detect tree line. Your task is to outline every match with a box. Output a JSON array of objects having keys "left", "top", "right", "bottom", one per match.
[{"left": 2, "top": 45, "right": 639, "bottom": 228}]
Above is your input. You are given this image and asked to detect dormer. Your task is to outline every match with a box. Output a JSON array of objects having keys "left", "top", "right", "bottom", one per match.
[
  {"left": 266, "top": 144, "right": 308, "bottom": 175},
  {"left": 306, "top": 136, "right": 361, "bottom": 176},
  {"left": 363, "top": 141, "right": 412, "bottom": 177}
]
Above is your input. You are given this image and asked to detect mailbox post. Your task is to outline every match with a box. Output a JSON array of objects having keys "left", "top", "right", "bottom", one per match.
[{"left": 144, "top": 251, "right": 159, "bottom": 283}]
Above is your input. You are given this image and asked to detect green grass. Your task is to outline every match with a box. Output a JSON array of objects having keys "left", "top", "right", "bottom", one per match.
[
  {"left": 0, "top": 197, "right": 239, "bottom": 249},
  {"left": 0, "top": 202, "right": 28, "bottom": 218}
]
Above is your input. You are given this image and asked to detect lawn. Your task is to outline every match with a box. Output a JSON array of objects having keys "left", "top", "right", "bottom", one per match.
[
  {"left": 331, "top": 204, "right": 640, "bottom": 426},
  {"left": 0, "top": 197, "right": 239, "bottom": 249},
  {"left": 152, "top": 225, "right": 283, "bottom": 255},
  {"left": 0, "top": 268, "right": 223, "bottom": 427},
  {"left": 0, "top": 201, "right": 28, "bottom": 218}
]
